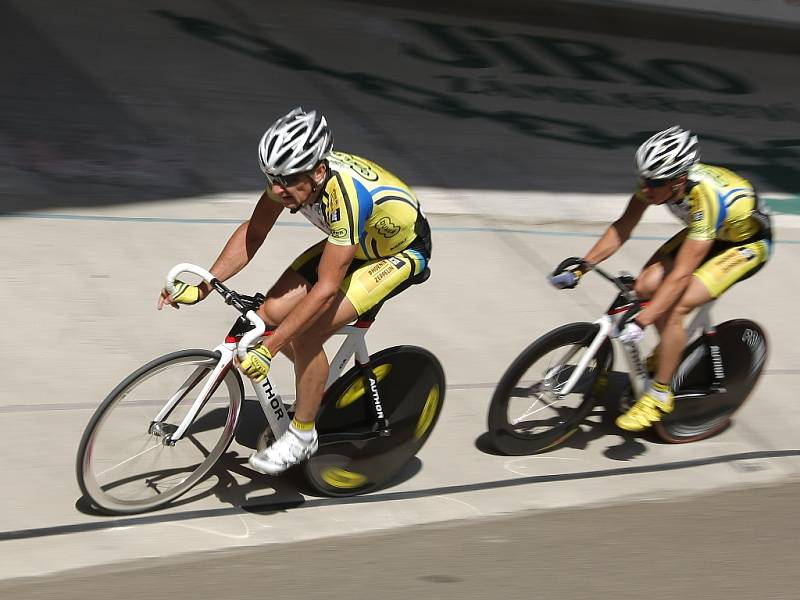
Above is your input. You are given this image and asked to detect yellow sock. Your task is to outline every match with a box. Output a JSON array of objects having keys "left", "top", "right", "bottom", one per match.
[
  {"left": 289, "top": 418, "right": 315, "bottom": 441},
  {"left": 291, "top": 418, "right": 315, "bottom": 431}
]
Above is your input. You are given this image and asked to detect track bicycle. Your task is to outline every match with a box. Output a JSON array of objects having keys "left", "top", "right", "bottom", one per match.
[
  {"left": 487, "top": 263, "right": 768, "bottom": 455},
  {"left": 77, "top": 263, "right": 445, "bottom": 514}
]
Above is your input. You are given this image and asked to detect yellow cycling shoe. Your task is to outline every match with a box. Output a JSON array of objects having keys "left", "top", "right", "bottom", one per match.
[{"left": 616, "top": 390, "right": 674, "bottom": 432}]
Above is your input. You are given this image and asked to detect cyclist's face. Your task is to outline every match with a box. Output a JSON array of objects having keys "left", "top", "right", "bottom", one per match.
[
  {"left": 268, "top": 164, "right": 326, "bottom": 211},
  {"left": 270, "top": 172, "right": 312, "bottom": 210},
  {"left": 639, "top": 175, "right": 686, "bottom": 205}
]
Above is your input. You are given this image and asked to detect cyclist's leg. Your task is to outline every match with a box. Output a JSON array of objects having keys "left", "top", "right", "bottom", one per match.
[
  {"left": 633, "top": 230, "right": 685, "bottom": 368},
  {"left": 289, "top": 293, "right": 359, "bottom": 422},
  {"left": 634, "top": 229, "right": 685, "bottom": 301},
  {"left": 257, "top": 240, "right": 342, "bottom": 362},
  {"left": 618, "top": 235, "right": 771, "bottom": 431},
  {"left": 291, "top": 247, "right": 429, "bottom": 421},
  {"left": 253, "top": 232, "right": 430, "bottom": 422},
  {"left": 617, "top": 231, "right": 700, "bottom": 431},
  {"left": 258, "top": 240, "right": 323, "bottom": 326},
  {"left": 654, "top": 237, "right": 771, "bottom": 385},
  {"left": 653, "top": 277, "right": 713, "bottom": 386},
  {"left": 248, "top": 242, "right": 365, "bottom": 473}
]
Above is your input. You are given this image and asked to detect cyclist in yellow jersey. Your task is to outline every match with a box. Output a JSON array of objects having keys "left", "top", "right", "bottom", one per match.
[
  {"left": 157, "top": 107, "right": 431, "bottom": 474},
  {"left": 549, "top": 126, "right": 772, "bottom": 432}
]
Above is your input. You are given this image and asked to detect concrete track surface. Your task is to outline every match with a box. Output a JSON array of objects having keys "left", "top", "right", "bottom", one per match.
[
  {"left": 2, "top": 480, "right": 799, "bottom": 600},
  {"left": 1, "top": 0, "right": 799, "bottom": 596}
]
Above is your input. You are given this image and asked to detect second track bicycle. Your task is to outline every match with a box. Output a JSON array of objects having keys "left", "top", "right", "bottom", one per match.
[{"left": 487, "top": 264, "right": 768, "bottom": 455}]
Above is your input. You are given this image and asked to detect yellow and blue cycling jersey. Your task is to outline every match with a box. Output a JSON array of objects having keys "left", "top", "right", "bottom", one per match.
[
  {"left": 637, "top": 163, "right": 772, "bottom": 242},
  {"left": 645, "top": 163, "right": 773, "bottom": 298},
  {"left": 295, "top": 151, "right": 428, "bottom": 260},
  {"left": 284, "top": 151, "right": 431, "bottom": 315}
]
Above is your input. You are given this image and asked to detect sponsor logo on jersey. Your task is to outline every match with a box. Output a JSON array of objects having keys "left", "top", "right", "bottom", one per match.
[
  {"left": 692, "top": 210, "right": 704, "bottom": 222},
  {"left": 331, "top": 151, "right": 379, "bottom": 182},
  {"left": 387, "top": 256, "right": 406, "bottom": 269},
  {"left": 331, "top": 227, "right": 348, "bottom": 239},
  {"left": 376, "top": 216, "right": 400, "bottom": 238},
  {"left": 330, "top": 208, "right": 341, "bottom": 222}
]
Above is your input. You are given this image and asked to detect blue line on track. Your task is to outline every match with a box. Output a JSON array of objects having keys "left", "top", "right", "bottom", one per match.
[{"left": 7, "top": 212, "right": 800, "bottom": 244}]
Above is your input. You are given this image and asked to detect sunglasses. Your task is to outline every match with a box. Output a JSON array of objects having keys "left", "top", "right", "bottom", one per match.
[
  {"left": 640, "top": 177, "right": 671, "bottom": 188},
  {"left": 265, "top": 171, "right": 308, "bottom": 188}
]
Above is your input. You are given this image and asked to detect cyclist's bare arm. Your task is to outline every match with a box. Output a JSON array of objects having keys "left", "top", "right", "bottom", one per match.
[
  {"left": 262, "top": 241, "right": 357, "bottom": 356},
  {"left": 636, "top": 237, "right": 712, "bottom": 326},
  {"left": 583, "top": 194, "right": 647, "bottom": 267},
  {"left": 158, "top": 189, "right": 282, "bottom": 308}
]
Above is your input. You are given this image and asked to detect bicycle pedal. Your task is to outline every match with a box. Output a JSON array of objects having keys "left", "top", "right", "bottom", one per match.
[{"left": 618, "top": 387, "right": 635, "bottom": 413}]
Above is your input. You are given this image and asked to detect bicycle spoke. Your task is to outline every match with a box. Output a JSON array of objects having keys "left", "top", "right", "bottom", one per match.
[
  {"left": 510, "top": 392, "right": 560, "bottom": 424},
  {"left": 544, "top": 344, "right": 582, "bottom": 380},
  {"left": 95, "top": 441, "right": 163, "bottom": 478}
]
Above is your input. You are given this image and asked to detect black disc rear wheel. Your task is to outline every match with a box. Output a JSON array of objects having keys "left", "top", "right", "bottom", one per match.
[
  {"left": 303, "top": 345, "right": 445, "bottom": 497},
  {"left": 655, "top": 319, "right": 767, "bottom": 443}
]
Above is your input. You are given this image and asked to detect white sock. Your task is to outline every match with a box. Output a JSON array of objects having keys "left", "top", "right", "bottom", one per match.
[{"left": 648, "top": 381, "right": 672, "bottom": 403}]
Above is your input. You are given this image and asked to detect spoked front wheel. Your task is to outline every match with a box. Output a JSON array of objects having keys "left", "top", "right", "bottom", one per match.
[
  {"left": 76, "top": 350, "right": 243, "bottom": 514},
  {"left": 303, "top": 345, "right": 445, "bottom": 497},
  {"left": 487, "top": 323, "right": 612, "bottom": 455}
]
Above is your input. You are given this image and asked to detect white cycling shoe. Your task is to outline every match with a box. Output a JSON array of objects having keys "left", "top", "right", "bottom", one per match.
[{"left": 248, "top": 428, "right": 319, "bottom": 475}]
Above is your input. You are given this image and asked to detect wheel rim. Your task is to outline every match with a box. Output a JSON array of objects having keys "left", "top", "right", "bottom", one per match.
[{"left": 80, "top": 355, "right": 240, "bottom": 513}]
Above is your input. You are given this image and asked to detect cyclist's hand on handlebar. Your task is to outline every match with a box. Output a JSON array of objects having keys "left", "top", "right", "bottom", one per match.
[
  {"left": 158, "top": 280, "right": 206, "bottom": 310},
  {"left": 616, "top": 319, "right": 645, "bottom": 344},
  {"left": 550, "top": 271, "right": 581, "bottom": 289},
  {"left": 549, "top": 257, "right": 587, "bottom": 290},
  {"left": 239, "top": 344, "right": 273, "bottom": 382}
]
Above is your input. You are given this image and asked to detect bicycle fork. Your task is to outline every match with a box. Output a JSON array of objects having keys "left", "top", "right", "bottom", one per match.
[
  {"left": 557, "top": 316, "right": 615, "bottom": 397},
  {"left": 150, "top": 345, "right": 237, "bottom": 445}
]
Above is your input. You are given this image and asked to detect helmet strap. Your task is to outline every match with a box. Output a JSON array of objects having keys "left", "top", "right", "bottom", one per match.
[
  {"left": 668, "top": 175, "right": 688, "bottom": 201},
  {"left": 309, "top": 161, "right": 328, "bottom": 197}
]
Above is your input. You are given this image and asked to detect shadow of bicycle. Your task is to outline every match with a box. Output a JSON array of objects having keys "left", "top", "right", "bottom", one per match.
[
  {"left": 476, "top": 369, "right": 649, "bottom": 462},
  {"left": 75, "top": 397, "right": 424, "bottom": 517}
]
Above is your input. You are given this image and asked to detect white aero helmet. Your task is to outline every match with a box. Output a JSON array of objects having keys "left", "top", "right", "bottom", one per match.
[
  {"left": 635, "top": 125, "right": 699, "bottom": 180},
  {"left": 258, "top": 107, "right": 333, "bottom": 176}
]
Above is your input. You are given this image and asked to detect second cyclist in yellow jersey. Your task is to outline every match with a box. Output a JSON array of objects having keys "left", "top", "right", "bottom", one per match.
[
  {"left": 549, "top": 125, "right": 771, "bottom": 433},
  {"left": 644, "top": 161, "right": 771, "bottom": 299},
  {"left": 653, "top": 162, "right": 770, "bottom": 243}
]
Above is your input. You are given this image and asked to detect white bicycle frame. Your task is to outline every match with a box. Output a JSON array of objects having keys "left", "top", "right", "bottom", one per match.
[
  {"left": 555, "top": 296, "right": 716, "bottom": 400},
  {"left": 156, "top": 263, "right": 372, "bottom": 444}
]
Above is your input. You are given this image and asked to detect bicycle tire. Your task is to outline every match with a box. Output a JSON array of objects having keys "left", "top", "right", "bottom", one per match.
[
  {"left": 655, "top": 319, "right": 767, "bottom": 443},
  {"left": 487, "top": 322, "right": 612, "bottom": 455},
  {"left": 76, "top": 349, "right": 244, "bottom": 514},
  {"left": 303, "top": 345, "right": 445, "bottom": 497}
]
